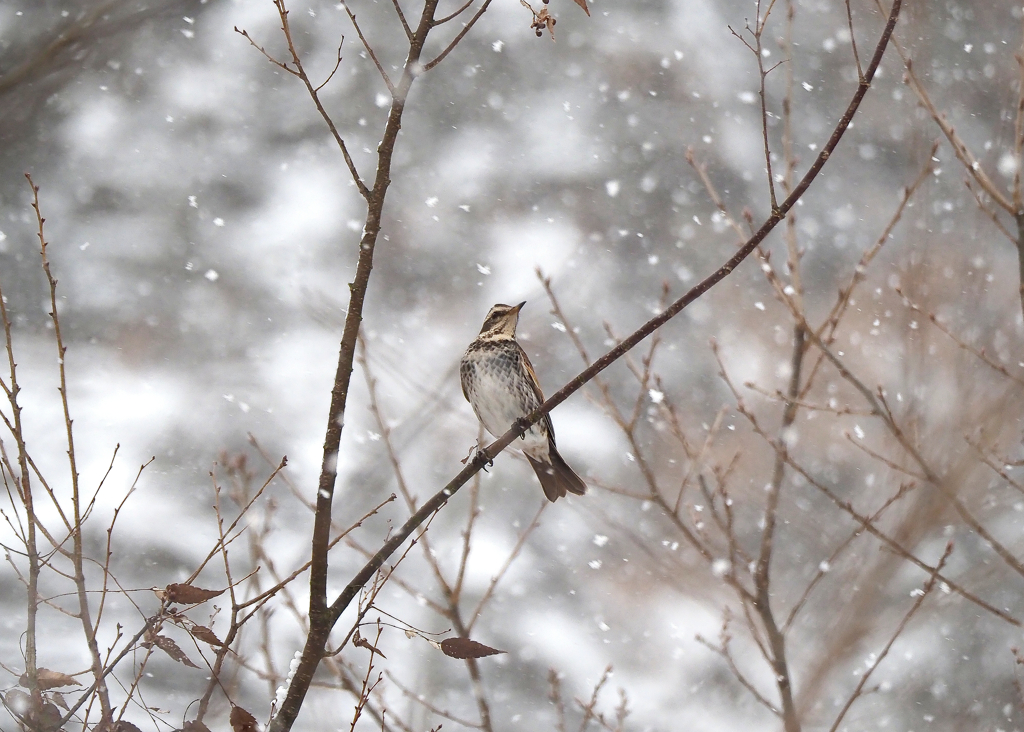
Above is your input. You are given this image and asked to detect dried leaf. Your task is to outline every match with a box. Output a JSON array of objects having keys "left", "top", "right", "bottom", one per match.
[
  {"left": 520, "top": 0, "right": 556, "bottom": 39},
  {"left": 439, "top": 637, "right": 507, "bottom": 660},
  {"left": 48, "top": 691, "right": 69, "bottom": 711},
  {"left": 151, "top": 635, "right": 201, "bottom": 669},
  {"left": 189, "top": 625, "right": 225, "bottom": 647},
  {"left": 183, "top": 721, "right": 213, "bottom": 732},
  {"left": 37, "top": 702, "right": 62, "bottom": 729},
  {"left": 230, "top": 705, "right": 259, "bottom": 732},
  {"left": 571, "top": 0, "right": 590, "bottom": 15},
  {"left": 165, "top": 583, "right": 225, "bottom": 605},
  {"left": 19, "top": 668, "right": 80, "bottom": 690},
  {"left": 4, "top": 689, "right": 31, "bottom": 714},
  {"left": 111, "top": 721, "right": 144, "bottom": 732},
  {"left": 353, "top": 630, "right": 386, "bottom": 658}
]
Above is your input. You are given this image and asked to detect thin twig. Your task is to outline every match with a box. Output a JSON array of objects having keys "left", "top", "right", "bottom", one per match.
[
  {"left": 434, "top": 0, "right": 475, "bottom": 25},
  {"left": 826, "top": 543, "right": 953, "bottom": 732},
  {"left": 342, "top": 5, "right": 395, "bottom": 93},
  {"left": 844, "top": 0, "right": 863, "bottom": 79},
  {"left": 718, "top": 361, "right": 1020, "bottom": 627},
  {"left": 422, "top": 0, "right": 494, "bottom": 72},
  {"left": 896, "top": 289, "right": 1024, "bottom": 388},
  {"left": 390, "top": 0, "right": 413, "bottom": 39}
]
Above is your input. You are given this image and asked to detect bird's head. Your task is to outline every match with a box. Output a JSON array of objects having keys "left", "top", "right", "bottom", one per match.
[{"left": 478, "top": 301, "right": 526, "bottom": 336}]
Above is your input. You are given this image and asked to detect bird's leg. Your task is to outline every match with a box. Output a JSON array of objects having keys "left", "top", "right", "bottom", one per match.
[
  {"left": 513, "top": 417, "right": 532, "bottom": 440},
  {"left": 462, "top": 443, "right": 494, "bottom": 470},
  {"left": 471, "top": 446, "right": 494, "bottom": 471}
]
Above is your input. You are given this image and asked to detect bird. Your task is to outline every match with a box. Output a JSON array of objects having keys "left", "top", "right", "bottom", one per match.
[{"left": 460, "top": 301, "right": 587, "bottom": 502}]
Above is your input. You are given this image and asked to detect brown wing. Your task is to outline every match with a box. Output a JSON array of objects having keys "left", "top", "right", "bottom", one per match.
[
  {"left": 459, "top": 357, "right": 472, "bottom": 403},
  {"left": 516, "top": 343, "right": 557, "bottom": 442}
]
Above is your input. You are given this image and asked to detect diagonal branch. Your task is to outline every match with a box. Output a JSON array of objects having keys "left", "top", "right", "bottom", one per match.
[
  {"left": 826, "top": 543, "right": 952, "bottom": 732},
  {"left": 434, "top": 0, "right": 476, "bottom": 26},
  {"left": 390, "top": 0, "right": 414, "bottom": 39},
  {"left": 423, "top": 0, "right": 494, "bottom": 72},
  {"left": 269, "top": 3, "right": 902, "bottom": 730},
  {"left": 342, "top": 4, "right": 395, "bottom": 93},
  {"left": 327, "top": 0, "right": 903, "bottom": 635}
]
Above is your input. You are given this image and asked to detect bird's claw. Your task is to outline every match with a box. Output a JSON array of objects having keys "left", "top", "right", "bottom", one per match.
[
  {"left": 473, "top": 449, "right": 494, "bottom": 472},
  {"left": 463, "top": 444, "right": 494, "bottom": 471},
  {"left": 513, "top": 417, "right": 531, "bottom": 440}
]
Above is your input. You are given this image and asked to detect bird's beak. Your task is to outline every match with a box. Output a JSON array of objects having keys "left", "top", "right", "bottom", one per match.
[{"left": 514, "top": 301, "right": 526, "bottom": 312}]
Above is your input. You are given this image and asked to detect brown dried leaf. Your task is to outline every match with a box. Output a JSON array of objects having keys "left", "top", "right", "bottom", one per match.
[
  {"left": 439, "top": 637, "right": 507, "bottom": 660},
  {"left": 183, "top": 721, "right": 213, "bottom": 732},
  {"left": 110, "top": 721, "right": 144, "bottom": 732},
  {"left": 19, "top": 668, "right": 80, "bottom": 690},
  {"left": 521, "top": 0, "right": 556, "bottom": 39},
  {"left": 4, "top": 689, "right": 31, "bottom": 715},
  {"left": 230, "top": 705, "right": 259, "bottom": 732},
  {"left": 165, "top": 583, "right": 225, "bottom": 605},
  {"left": 571, "top": 0, "right": 590, "bottom": 16},
  {"left": 352, "top": 630, "right": 387, "bottom": 658},
  {"left": 37, "top": 702, "right": 62, "bottom": 729},
  {"left": 152, "top": 635, "right": 201, "bottom": 669},
  {"left": 48, "top": 691, "right": 69, "bottom": 711},
  {"left": 189, "top": 625, "right": 225, "bottom": 647}
]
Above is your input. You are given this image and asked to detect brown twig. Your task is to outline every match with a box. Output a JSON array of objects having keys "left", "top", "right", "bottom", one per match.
[
  {"left": 885, "top": 9, "right": 1024, "bottom": 317},
  {"left": 843, "top": 0, "right": 863, "bottom": 80},
  {"left": 467, "top": 502, "right": 547, "bottom": 633},
  {"left": 422, "top": 0, "right": 494, "bottom": 72},
  {"left": 718, "top": 362, "right": 1020, "bottom": 627},
  {"left": 896, "top": 288, "right": 1024, "bottom": 388},
  {"left": 697, "top": 612, "right": 781, "bottom": 716},
  {"left": 342, "top": 4, "right": 395, "bottom": 93},
  {"left": 826, "top": 543, "right": 953, "bottom": 732},
  {"left": 434, "top": 0, "right": 476, "bottom": 25},
  {"left": 29, "top": 174, "right": 114, "bottom": 723},
  {"left": 390, "top": 0, "right": 413, "bottom": 39},
  {"left": 385, "top": 671, "right": 484, "bottom": 728},
  {"left": 783, "top": 482, "right": 917, "bottom": 633},
  {"left": 576, "top": 665, "right": 613, "bottom": 732},
  {"left": 0, "top": 190, "right": 40, "bottom": 722}
]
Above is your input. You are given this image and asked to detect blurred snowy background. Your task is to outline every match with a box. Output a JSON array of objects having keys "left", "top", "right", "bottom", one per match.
[{"left": 3, "top": 0, "right": 1024, "bottom": 731}]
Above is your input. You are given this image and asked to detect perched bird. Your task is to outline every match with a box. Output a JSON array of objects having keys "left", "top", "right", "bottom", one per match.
[{"left": 461, "top": 302, "right": 587, "bottom": 502}]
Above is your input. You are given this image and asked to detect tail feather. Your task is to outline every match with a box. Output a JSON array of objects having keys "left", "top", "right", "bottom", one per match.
[{"left": 527, "top": 449, "right": 587, "bottom": 502}]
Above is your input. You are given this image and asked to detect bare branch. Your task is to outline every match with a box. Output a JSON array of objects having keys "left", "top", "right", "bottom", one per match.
[
  {"left": 844, "top": 0, "right": 863, "bottom": 80},
  {"left": 827, "top": 544, "right": 953, "bottom": 732},
  {"left": 390, "top": 0, "right": 414, "bottom": 39},
  {"left": 435, "top": 0, "right": 476, "bottom": 26},
  {"left": 896, "top": 289, "right": 1024, "bottom": 388},
  {"left": 342, "top": 5, "right": 395, "bottom": 93},
  {"left": 423, "top": 0, "right": 494, "bottom": 72}
]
